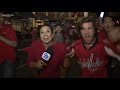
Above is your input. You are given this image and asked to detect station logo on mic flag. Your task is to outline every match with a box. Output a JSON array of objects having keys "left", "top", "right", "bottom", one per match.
[{"left": 42, "top": 52, "right": 51, "bottom": 61}]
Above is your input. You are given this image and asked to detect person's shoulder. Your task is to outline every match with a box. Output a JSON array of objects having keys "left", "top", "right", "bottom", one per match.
[
  {"left": 31, "top": 39, "right": 42, "bottom": 47},
  {"left": 55, "top": 42, "right": 66, "bottom": 47},
  {"left": 97, "top": 29, "right": 106, "bottom": 36},
  {"left": 54, "top": 42, "right": 67, "bottom": 55},
  {"left": 74, "top": 39, "right": 82, "bottom": 45},
  {"left": 54, "top": 42, "right": 67, "bottom": 52},
  {"left": 29, "top": 39, "right": 44, "bottom": 52}
]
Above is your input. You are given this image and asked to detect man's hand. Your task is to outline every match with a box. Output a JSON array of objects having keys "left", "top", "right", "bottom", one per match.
[{"left": 66, "top": 48, "right": 75, "bottom": 58}]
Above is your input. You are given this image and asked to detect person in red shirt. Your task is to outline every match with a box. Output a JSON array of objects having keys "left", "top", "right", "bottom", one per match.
[
  {"left": 30, "top": 27, "right": 38, "bottom": 41},
  {"left": 25, "top": 25, "right": 70, "bottom": 78},
  {"left": 0, "top": 13, "right": 17, "bottom": 78},
  {"left": 70, "top": 16, "right": 120, "bottom": 78}
]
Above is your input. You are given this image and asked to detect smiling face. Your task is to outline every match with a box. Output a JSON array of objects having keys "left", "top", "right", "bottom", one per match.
[
  {"left": 40, "top": 26, "right": 54, "bottom": 44},
  {"left": 80, "top": 22, "right": 95, "bottom": 45},
  {"left": 103, "top": 17, "right": 114, "bottom": 33}
]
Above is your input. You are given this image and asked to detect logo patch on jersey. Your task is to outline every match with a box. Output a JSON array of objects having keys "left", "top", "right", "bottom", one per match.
[
  {"left": 78, "top": 53, "right": 104, "bottom": 72},
  {"left": 42, "top": 52, "right": 51, "bottom": 61}
]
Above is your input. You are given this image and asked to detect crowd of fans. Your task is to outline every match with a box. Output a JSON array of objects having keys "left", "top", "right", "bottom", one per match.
[{"left": 1, "top": 12, "right": 120, "bottom": 78}]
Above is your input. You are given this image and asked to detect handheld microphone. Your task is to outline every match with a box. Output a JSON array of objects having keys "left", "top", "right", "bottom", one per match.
[
  {"left": 42, "top": 46, "right": 54, "bottom": 63},
  {"left": 36, "top": 46, "right": 54, "bottom": 74}
]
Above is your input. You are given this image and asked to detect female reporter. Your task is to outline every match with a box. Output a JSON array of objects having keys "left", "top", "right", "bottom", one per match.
[{"left": 26, "top": 25, "right": 70, "bottom": 78}]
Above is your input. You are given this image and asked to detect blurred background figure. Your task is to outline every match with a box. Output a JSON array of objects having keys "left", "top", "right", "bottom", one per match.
[
  {"left": 53, "top": 22, "right": 65, "bottom": 43},
  {"left": 101, "top": 16, "right": 120, "bottom": 78},
  {"left": 0, "top": 13, "right": 17, "bottom": 78},
  {"left": 30, "top": 27, "right": 39, "bottom": 41}
]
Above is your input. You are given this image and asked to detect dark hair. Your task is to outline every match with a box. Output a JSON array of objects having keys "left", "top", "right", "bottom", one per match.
[
  {"left": 77, "top": 16, "right": 97, "bottom": 32},
  {"left": 54, "top": 22, "right": 62, "bottom": 27},
  {"left": 102, "top": 15, "right": 113, "bottom": 23},
  {"left": 39, "top": 24, "right": 53, "bottom": 34},
  {"left": 37, "top": 24, "right": 53, "bottom": 38}
]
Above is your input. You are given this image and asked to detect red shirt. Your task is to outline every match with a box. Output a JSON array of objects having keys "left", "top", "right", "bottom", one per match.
[
  {"left": 74, "top": 39, "right": 109, "bottom": 78},
  {"left": 26, "top": 40, "right": 67, "bottom": 78},
  {"left": 0, "top": 23, "right": 17, "bottom": 63},
  {"left": 22, "top": 47, "right": 31, "bottom": 54},
  {"left": 97, "top": 30, "right": 107, "bottom": 40},
  {"left": 31, "top": 30, "right": 38, "bottom": 40}
]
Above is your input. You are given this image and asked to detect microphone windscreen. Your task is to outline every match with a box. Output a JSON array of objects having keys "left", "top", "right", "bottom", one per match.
[
  {"left": 42, "top": 46, "right": 54, "bottom": 62},
  {"left": 46, "top": 46, "right": 54, "bottom": 55}
]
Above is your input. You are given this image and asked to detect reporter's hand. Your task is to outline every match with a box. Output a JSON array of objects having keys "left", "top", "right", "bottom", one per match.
[{"left": 36, "top": 60, "right": 47, "bottom": 69}]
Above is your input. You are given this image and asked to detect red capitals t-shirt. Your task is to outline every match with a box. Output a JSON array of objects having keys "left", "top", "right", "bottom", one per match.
[
  {"left": 26, "top": 40, "right": 67, "bottom": 78},
  {"left": 74, "top": 39, "right": 109, "bottom": 78},
  {"left": 0, "top": 23, "right": 17, "bottom": 63}
]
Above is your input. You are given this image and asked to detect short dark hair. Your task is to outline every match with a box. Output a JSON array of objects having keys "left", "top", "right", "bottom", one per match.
[
  {"left": 102, "top": 15, "right": 113, "bottom": 23},
  {"left": 39, "top": 24, "right": 53, "bottom": 34}
]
